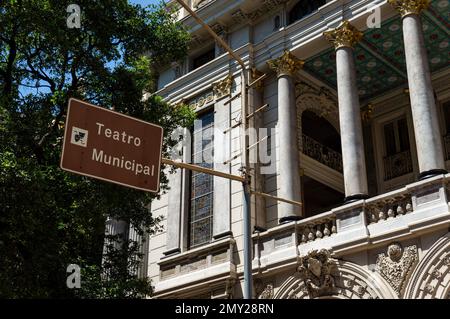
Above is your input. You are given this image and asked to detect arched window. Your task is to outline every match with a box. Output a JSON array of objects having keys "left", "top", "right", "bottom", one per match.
[{"left": 288, "top": 0, "right": 326, "bottom": 25}]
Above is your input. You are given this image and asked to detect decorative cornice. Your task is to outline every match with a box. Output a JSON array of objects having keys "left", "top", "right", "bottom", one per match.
[
  {"left": 193, "top": 0, "right": 214, "bottom": 10},
  {"left": 212, "top": 75, "right": 233, "bottom": 100},
  {"left": 323, "top": 20, "right": 363, "bottom": 50},
  {"left": 267, "top": 51, "right": 305, "bottom": 77},
  {"left": 230, "top": 0, "right": 288, "bottom": 25},
  {"left": 210, "top": 23, "right": 227, "bottom": 36},
  {"left": 388, "top": 0, "right": 430, "bottom": 18},
  {"left": 231, "top": 9, "right": 249, "bottom": 25},
  {"left": 190, "top": 34, "right": 207, "bottom": 47}
]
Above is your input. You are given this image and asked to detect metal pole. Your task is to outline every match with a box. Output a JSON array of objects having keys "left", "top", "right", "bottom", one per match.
[
  {"left": 241, "top": 69, "right": 253, "bottom": 299},
  {"left": 242, "top": 179, "right": 252, "bottom": 299}
]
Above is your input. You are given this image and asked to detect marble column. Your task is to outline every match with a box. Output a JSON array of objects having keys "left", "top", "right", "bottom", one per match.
[
  {"left": 268, "top": 51, "right": 304, "bottom": 223},
  {"left": 324, "top": 21, "right": 369, "bottom": 202},
  {"left": 388, "top": 0, "right": 447, "bottom": 179}
]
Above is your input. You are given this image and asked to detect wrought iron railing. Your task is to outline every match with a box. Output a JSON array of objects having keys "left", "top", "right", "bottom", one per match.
[
  {"left": 444, "top": 134, "right": 450, "bottom": 161},
  {"left": 302, "top": 134, "right": 343, "bottom": 173},
  {"left": 383, "top": 150, "right": 413, "bottom": 181}
]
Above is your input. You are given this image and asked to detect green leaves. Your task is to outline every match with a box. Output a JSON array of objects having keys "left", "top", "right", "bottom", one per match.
[{"left": 0, "top": 0, "right": 192, "bottom": 298}]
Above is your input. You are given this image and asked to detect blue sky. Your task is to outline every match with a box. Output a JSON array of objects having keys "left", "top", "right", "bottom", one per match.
[{"left": 129, "top": 0, "right": 165, "bottom": 6}]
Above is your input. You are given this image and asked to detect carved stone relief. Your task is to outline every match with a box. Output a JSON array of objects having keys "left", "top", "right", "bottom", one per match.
[
  {"left": 297, "top": 249, "right": 338, "bottom": 298},
  {"left": 274, "top": 254, "right": 390, "bottom": 299},
  {"left": 404, "top": 233, "right": 450, "bottom": 299},
  {"left": 376, "top": 242, "right": 418, "bottom": 296},
  {"left": 212, "top": 75, "right": 233, "bottom": 100}
]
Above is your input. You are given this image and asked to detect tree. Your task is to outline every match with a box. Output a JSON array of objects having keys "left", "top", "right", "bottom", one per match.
[{"left": 0, "top": 0, "right": 194, "bottom": 298}]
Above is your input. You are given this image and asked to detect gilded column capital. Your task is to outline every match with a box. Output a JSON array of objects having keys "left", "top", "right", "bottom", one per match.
[
  {"left": 267, "top": 50, "right": 304, "bottom": 77},
  {"left": 323, "top": 20, "right": 363, "bottom": 50},
  {"left": 388, "top": 0, "right": 430, "bottom": 18}
]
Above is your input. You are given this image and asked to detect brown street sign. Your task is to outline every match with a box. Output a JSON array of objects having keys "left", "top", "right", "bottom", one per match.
[{"left": 60, "top": 98, "right": 163, "bottom": 192}]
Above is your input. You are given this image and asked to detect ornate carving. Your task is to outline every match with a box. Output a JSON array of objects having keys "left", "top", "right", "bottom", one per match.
[
  {"left": 323, "top": 20, "right": 363, "bottom": 50},
  {"left": 258, "top": 283, "right": 274, "bottom": 299},
  {"left": 212, "top": 75, "right": 233, "bottom": 100},
  {"left": 388, "top": 0, "right": 430, "bottom": 18},
  {"left": 297, "top": 249, "right": 338, "bottom": 298},
  {"left": 247, "top": 0, "right": 289, "bottom": 21},
  {"left": 367, "top": 195, "right": 413, "bottom": 224},
  {"left": 231, "top": 9, "right": 249, "bottom": 25},
  {"left": 211, "top": 23, "right": 226, "bottom": 35},
  {"left": 251, "top": 68, "right": 264, "bottom": 91},
  {"left": 267, "top": 51, "right": 304, "bottom": 77},
  {"left": 193, "top": 0, "right": 213, "bottom": 9},
  {"left": 361, "top": 103, "right": 374, "bottom": 123},
  {"left": 376, "top": 243, "right": 418, "bottom": 295},
  {"left": 295, "top": 81, "right": 337, "bottom": 117},
  {"left": 302, "top": 134, "right": 343, "bottom": 172}
]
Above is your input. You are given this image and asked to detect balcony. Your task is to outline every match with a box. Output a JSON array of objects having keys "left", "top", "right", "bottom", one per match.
[
  {"left": 154, "top": 174, "right": 450, "bottom": 296},
  {"left": 154, "top": 237, "right": 236, "bottom": 297},
  {"left": 383, "top": 150, "right": 413, "bottom": 181},
  {"left": 253, "top": 174, "right": 450, "bottom": 273},
  {"left": 302, "top": 134, "right": 343, "bottom": 173}
]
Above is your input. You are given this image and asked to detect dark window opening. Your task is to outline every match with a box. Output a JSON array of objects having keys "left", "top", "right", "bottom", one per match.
[
  {"left": 444, "top": 101, "right": 450, "bottom": 135},
  {"left": 442, "top": 101, "right": 450, "bottom": 160},
  {"left": 189, "top": 110, "right": 214, "bottom": 248},
  {"left": 382, "top": 117, "right": 413, "bottom": 180},
  {"left": 274, "top": 15, "right": 281, "bottom": 30},
  {"left": 303, "top": 176, "right": 344, "bottom": 218},
  {"left": 288, "top": 0, "right": 326, "bottom": 25},
  {"left": 302, "top": 110, "right": 342, "bottom": 172},
  {"left": 192, "top": 48, "right": 215, "bottom": 70}
]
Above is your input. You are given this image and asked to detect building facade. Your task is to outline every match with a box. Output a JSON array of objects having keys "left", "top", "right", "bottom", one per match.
[{"left": 145, "top": 0, "right": 450, "bottom": 299}]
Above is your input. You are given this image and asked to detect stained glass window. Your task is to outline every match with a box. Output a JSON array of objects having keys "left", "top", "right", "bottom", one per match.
[{"left": 189, "top": 110, "right": 214, "bottom": 248}]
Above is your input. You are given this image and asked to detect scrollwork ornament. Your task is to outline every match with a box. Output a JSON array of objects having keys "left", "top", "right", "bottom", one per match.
[
  {"left": 258, "top": 283, "right": 274, "bottom": 299},
  {"left": 376, "top": 243, "right": 418, "bottom": 295}
]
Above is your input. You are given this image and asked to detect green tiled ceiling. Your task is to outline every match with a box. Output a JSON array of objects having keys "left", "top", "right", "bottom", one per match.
[{"left": 304, "top": 0, "right": 449, "bottom": 101}]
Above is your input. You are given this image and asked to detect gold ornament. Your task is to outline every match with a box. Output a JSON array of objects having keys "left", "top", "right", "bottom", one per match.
[
  {"left": 267, "top": 50, "right": 305, "bottom": 77},
  {"left": 388, "top": 0, "right": 430, "bottom": 18},
  {"left": 251, "top": 67, "right": 264, "bottom": 91},
  {"left": 323, "top": 20, "right": 363, "bottom": 50}
]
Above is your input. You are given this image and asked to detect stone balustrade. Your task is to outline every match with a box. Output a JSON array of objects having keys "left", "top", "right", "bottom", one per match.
[
  {"left": 155, "top": 174, "right": 450, "bottom": 294},
  {"left": 366, "top": 192, "right": 413, "bottom": 224},
  {"left": 297, "top": 213, "right": 337, "bottom": 244}
]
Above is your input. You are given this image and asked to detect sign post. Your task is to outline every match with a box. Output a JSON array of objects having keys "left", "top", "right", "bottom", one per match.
[{"left": 60, "top": 98, "right": 163, "bottom": 193}]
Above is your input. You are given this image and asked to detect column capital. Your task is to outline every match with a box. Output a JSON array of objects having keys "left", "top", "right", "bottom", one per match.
[
  {"left": 388, "top": 0, "right": 430, "bottom": 18},
  {"left": 267, "top": 50, "right": 304, "bottom": 77},
  {"left": 323, "top": 20, "right": 363, "bottom": 50}
]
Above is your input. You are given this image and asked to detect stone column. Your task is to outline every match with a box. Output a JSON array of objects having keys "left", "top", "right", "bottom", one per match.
[
  {"left": 388, "top": 0, "right": 447, "bottom": 179},
  {"left": 268, "top": 51, "right": 304, "bottom": 223},
  {"left": 324, "top": 21, "right": 368, "bottom": 202}
]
